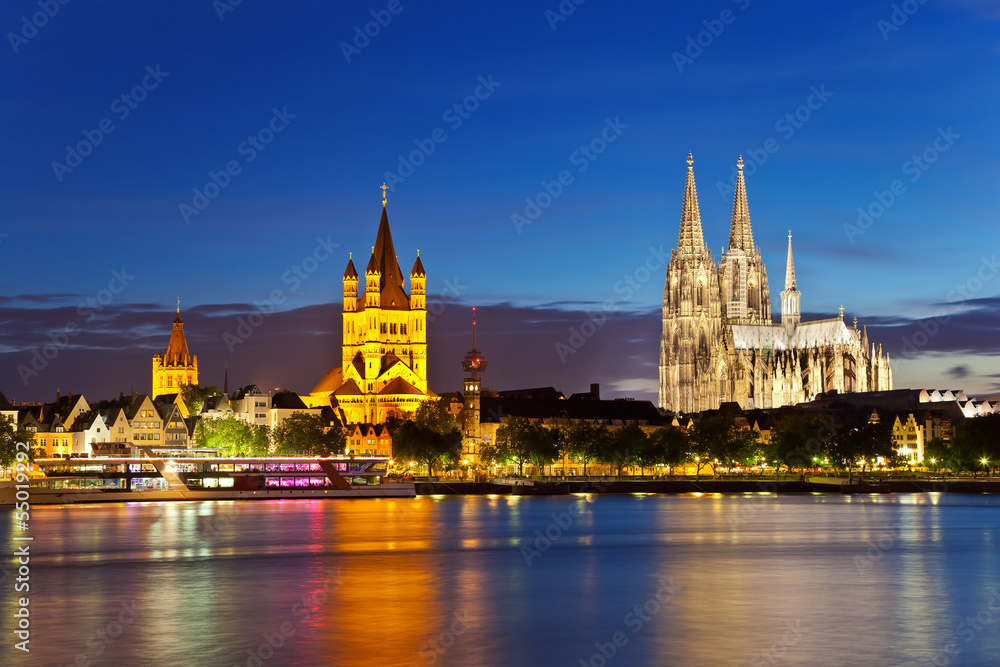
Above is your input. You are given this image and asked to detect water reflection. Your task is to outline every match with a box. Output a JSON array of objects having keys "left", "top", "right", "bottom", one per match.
[{"left": 2, "top": 494, "right": 998, "bottom": 666}]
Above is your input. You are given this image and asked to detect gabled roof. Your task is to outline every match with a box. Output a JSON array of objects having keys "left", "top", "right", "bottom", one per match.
[
  {"left": 126, "top": 394, "right": 154, "bottom": 420},
  {"left": 71, "top": 411, "right": 104, "bottom": 432},
  {"left": 334, "top": 379, "right": 363, "bottom": 396},
  {"left": 379, "top": 353, "right": 402, "bottom": 376},
  {"left": 272, "top": 391, "right": 308, "bottom": 410},
  {"left": 0, "top": 391, "right": 14, "bottom": 412},
  {"left": 231, "top": 384, "right": 263, "bottom": 400},
  {"left": 202, "top": 395, "right": 233, "bottom": 413},
  {"left": 379, "top": 377, "right": 424, "bottom": 396},
  {"left": 312, "top": 367, "right": 344, "bottom": 395}
]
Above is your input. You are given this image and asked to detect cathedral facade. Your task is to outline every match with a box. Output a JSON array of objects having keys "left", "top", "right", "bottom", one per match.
[
  {"left": 310, "top": 192, "right": 432, "bottom": 425},
  {"left": 659, "top": 155, "right": 892, "bottom": 414}
]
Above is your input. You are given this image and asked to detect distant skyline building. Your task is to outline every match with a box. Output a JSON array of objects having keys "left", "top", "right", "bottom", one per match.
[
  {"left": 310, "top": 186, "right": 433, "bottom": 424},
  {"left": 152, "top": 303, "right": 199, "bottom": 399},
  {"left": 659, "top": 154, "right": 893, "bottom": 414}
]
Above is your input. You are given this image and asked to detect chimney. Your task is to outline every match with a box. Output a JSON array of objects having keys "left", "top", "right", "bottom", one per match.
[
  {"left": 590, "top": 383, "right": 600, "bottom": 400},
  {"left": 56, "top": 389, "right": 60, "bottom": 401}
]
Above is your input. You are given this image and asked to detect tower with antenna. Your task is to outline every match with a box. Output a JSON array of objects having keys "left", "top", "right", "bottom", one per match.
[{"left": 461, "top": 308, "right": 487, "bottom": 443}]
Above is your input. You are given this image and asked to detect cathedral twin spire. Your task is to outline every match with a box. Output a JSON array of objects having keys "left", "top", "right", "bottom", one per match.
[
  {"left": 677, "top": 153, "right": 708, "bottom": 257},
  {"left": 728, "top": 156, "right": 755, "bottom": 253}
]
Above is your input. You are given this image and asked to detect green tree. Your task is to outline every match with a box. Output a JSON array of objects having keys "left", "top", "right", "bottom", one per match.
[
  {"left": 923, "top": 437, "right": 948, "bottom": 471},
  {"left": 829, "top": 414, "right": 896, "bottom": 479},
  {"left": 195, "top": 415, "right": 270, "bottom": 456},
  {"left": 181, "top": 384, "right": 221, "bottom": 414},
  {"left": 560, "top": 421, "right": 612, "bottom": 476},
  {"left": 393, "top": 420, "right": 463, "bottom": 476},
  {"left": 527, "top": 425, "right": 561, "bottom": 476},
  {"left": 767, "top": 410, "right": 823, "bottom": 477},
  {"left": 602, "top": 424, "right": 648, "bottom": 477},
  {"left": 1, "top": 416, "right": 34, "bottom": 471},
  {"left": 271, "top": 412, "right": 345, "bottom": 456},
  {"left": 414, "top": 398, "right": 459, "bottom": 435},
  {"left": 644, "top": 426, "right": 688, "bottom": 476},
  {"left": 953, "top": 414, "right": 1000, "bottom": 476},
  {"left": 688, "top": 415, "right": 758, "bottom": 478},
  {"left": 495, "top": 416, "right": 543, "bottom": 476}
]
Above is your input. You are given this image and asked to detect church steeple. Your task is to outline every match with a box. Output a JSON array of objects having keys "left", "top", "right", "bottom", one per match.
[
  {"left": 677, "top": 153, "right": 707, "bottom": 257},
  {"left": 152, "top": 303, "right": 199, "bottom": 398},
  {"left": 784, "top": 230, "right": 797, "bottom": 291},
  {"left": 781, "top": 231, "right": 801, "bottom": 330},
  {"left": 729, "top": 156, "right": 755, "bottom": 252}
]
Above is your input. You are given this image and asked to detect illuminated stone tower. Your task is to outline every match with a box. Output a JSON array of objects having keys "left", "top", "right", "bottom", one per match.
[
  {"left": 152, "top": 301, "right": 199, "bottom": 399},
  {"left": 461, "top": 308, "right": 487, "bottom": 442},
  {"left": 659, "top": 154, "right": 723, "bottom": 413},
  {"left": 335, "top": 185, "right": 430, "bottom": 424},
  {"left": 719, "top": 157, "right": 771, "bottom": 324}
]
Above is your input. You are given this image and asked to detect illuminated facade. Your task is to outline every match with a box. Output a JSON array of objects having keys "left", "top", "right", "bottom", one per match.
[
  {"left": 659, "top": 155, "right": 893, "bottom": 414},
  {"left": 152, "top": 306, "right": 199, "bottom": 399},
  {"left": 311, "top": 190, "right": 432, "bottom": 424}
]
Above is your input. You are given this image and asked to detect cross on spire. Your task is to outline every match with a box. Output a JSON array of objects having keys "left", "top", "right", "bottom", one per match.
[
  {"left": 176, "top": 297, "right": 180, "bottom": 313},
  {"left": 381, "top": 182, "right": 388, "bottom": 206}
]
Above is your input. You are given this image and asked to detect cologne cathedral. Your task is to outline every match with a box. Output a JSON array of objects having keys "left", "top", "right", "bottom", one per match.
[{"left": 659, "top": 154, "right": 893, "bottom": 414}]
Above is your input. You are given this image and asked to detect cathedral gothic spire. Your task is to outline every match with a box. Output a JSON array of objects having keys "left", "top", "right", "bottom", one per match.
[
  {"left": 677, "top": 153, "right": 707, "bottom": 257},
  {"left": 728, "top": 156, "right": 754, "bottom": 252},
  {"left": 780, "top": 231, "right": 801, "bottom": 329},
  {"left": 784, "top": 230, "right": 797, "bottom": 291}
]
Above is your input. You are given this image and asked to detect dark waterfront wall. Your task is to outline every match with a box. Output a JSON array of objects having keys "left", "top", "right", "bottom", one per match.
[{"left": 414, "top": 479, "right": 1000, "bottom": 495}]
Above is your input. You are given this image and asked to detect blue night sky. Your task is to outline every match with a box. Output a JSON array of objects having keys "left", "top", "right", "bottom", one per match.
[{"left": 1, "top": 0, "right": 999, "bottom": 403}]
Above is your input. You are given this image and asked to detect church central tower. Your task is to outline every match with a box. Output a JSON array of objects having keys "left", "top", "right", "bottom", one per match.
[
  {"left": 336, "top": 186, "right": 430, "bottom": 424},
  {"left": 152, "top": 303, "right": 198, "bottom": 399}
]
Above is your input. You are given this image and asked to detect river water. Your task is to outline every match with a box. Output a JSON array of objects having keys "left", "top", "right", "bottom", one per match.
[{"left": 2, "top": 493, "right": 999, "bottom": 666}]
